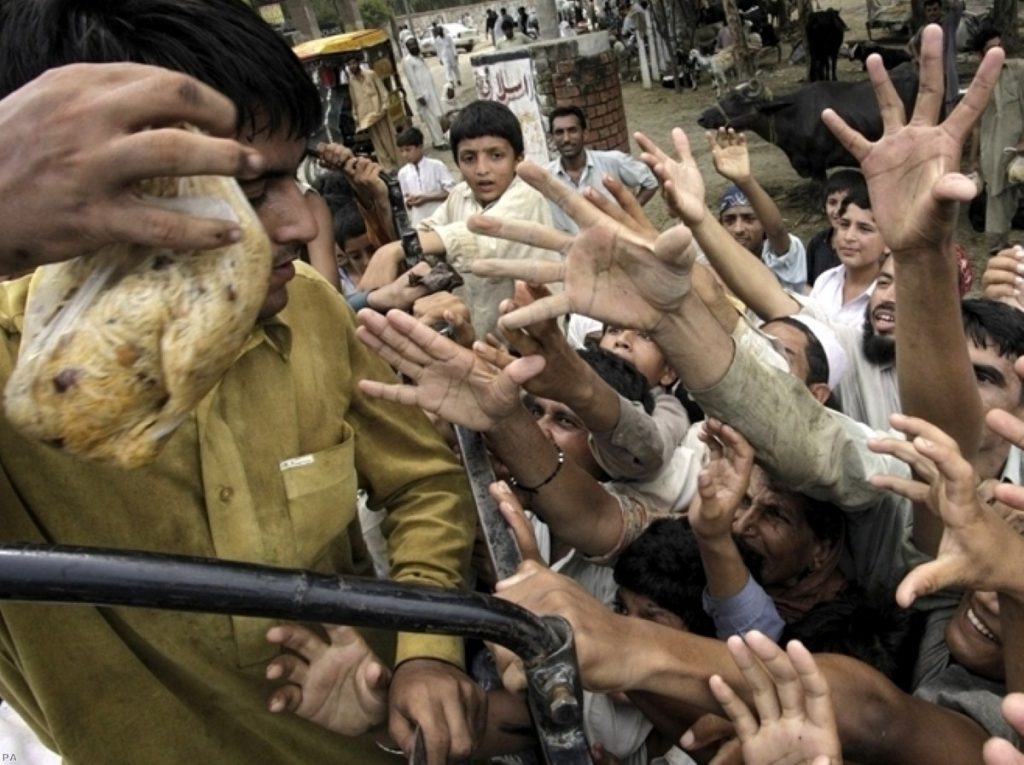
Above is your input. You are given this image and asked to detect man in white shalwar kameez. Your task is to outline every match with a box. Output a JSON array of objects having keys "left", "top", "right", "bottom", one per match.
[
  {"left": 433, "top": 26, "right": 461, "bottom": 86},
  {"left": 402, "top": 38, "right": 447, "bottom": 149}
]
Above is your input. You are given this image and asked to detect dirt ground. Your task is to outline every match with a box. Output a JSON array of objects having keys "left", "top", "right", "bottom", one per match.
[{"left": 423, "top": 0, "right": 991, "bottom": 272}]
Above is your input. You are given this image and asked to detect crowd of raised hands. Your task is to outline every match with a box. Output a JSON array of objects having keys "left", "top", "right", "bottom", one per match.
[
  {"left": 8, "top": 21, "right": 1024, "bottom": 765},
  {"left": 236, "top": 26, "right": 1024, "bottom": 765}
]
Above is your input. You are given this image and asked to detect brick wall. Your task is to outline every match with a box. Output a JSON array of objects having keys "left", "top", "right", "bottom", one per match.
[{"left": 532, "top": 33, "right": 629, "bottom": 152}]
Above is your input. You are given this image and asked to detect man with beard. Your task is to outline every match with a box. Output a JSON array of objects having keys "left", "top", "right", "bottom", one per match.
[{"left": 544, "top": 106, "right": 657, "bottom": 234}]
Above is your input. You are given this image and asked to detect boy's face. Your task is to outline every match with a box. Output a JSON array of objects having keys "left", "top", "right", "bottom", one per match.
[
  {"left": 339, "top": 233, "right": 375, "bottom": 276},
  {"left": 599, "top": 326, "right": 676, "bottom": 388},
  {"left": 835, "top": 203, "right": 887, "bottom": 271},
  {"left": 399, "top": 143, "right": 425, "bottom": 165},
  {"left": 456, "top": 135, "right": 520, "bottom": 205},
  {"left": 616, "top": 588, "right": 686, "bottom": 630},
  {"left": 824, "top": 189, "right": 847, "bottom": 228}
]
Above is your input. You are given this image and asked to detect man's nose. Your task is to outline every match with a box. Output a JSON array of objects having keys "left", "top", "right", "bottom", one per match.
[{"left": 267, "top": 183, "right": 318, "bottom": 247}]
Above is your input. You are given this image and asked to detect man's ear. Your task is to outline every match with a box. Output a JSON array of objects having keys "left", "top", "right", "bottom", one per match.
[
  {"left": 810, "top": 537, "right": 834, "bottom": 572},
  {"left": 808, "top": 382, "right": 831, "bottom": 405}
]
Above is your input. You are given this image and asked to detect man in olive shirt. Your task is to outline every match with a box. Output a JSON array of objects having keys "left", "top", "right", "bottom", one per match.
[{"left": 0, "top": 1, "right": 479, "bottom": 763}]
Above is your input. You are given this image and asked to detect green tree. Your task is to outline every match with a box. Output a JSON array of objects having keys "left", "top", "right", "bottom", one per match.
[{"left": 360, "top": 0, "right": 391, "bottom": 28}]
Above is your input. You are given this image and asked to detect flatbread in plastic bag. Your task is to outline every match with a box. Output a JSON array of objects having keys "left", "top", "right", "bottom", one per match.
[{"left": 3, "top": 172, "right": 271, "bottom": 468}]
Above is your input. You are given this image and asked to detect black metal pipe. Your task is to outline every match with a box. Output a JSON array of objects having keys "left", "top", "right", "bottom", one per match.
[{"left": 0, "top": 544, "right": 560, "bottom": 663}]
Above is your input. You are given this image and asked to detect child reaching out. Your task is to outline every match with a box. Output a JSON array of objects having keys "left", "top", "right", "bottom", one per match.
[{"left": 265, "top": 623, "right": 391, "bottom": 736}]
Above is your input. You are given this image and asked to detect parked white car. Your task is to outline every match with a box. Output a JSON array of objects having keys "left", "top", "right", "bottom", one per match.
[{"left": 418, "top": 23, "right": 476, "bottom": 55}]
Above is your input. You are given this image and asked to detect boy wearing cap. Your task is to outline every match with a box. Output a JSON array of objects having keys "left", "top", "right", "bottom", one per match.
[{"left": 710, "top": 129, "right": 807, "bottom": 294}]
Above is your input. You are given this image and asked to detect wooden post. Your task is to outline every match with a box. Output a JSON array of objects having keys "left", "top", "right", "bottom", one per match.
[{"left": 723, "top": 0, "right": 754, "bottom": 78}]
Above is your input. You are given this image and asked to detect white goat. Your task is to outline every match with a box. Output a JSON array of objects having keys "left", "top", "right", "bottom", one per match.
[{"left": 688, "top": 47, "right": 735, "bottom": 96}]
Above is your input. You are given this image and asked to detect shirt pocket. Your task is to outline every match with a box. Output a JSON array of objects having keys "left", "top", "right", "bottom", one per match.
[{"left": 281, "top": 427, "right": 357, "bottom": 569}]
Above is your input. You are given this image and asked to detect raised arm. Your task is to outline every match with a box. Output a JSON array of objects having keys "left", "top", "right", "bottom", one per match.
[
  {"left": 691, "top": 419, "right": 785, "bottom": 641},
  {"left": 354, "top": 308, "right": 626, "bottom": 558},
  {"left": 869, "top": 413, "right": 1024, "bottom": 693},
  {"left": 493, "top": 561, "right": 990, "bottom": 764},
  {"left": 708, "top": 128, "right": 797, "bottom": 267},
  {"left": 823, "top": 26, "right": 1001, "bottom": 467},
  {"left": 634, "top": 129, "right": 801, "bottom": 320}
]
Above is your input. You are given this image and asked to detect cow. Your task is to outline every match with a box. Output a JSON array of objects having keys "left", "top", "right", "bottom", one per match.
[
  {"left": 848, "top": 41, "right": 911, "bottom": 70},
  {"left": 697, "top": 63, "right": 918, "bottom": 181},
  {"left": 806, "top": 8, "right": 847, "bottom": 81}
]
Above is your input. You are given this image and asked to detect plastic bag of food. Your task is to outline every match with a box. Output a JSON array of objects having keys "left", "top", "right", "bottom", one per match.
[{"left": 3, "top": 170, "right": 271, "bottom": 468}]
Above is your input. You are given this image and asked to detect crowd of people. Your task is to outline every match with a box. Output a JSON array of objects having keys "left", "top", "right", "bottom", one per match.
[{"left": 1, "top": 0, "right": 1024, "bottom": 764}]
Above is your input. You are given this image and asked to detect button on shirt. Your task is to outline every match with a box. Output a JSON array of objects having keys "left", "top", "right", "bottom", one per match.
[
  {"left": 546, "top": 149, "right": 658, "bottom": 234},
  {"left": 0, "top": 265, "right": 474, "bottom": 764}
]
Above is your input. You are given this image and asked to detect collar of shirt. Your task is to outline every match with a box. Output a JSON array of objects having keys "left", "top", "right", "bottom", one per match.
[
  {"left": 246, "top": 316, "right": 292, "bottom": 361},
  {"left": 554, "top": 150, "right": 595, "bottom": 187}
]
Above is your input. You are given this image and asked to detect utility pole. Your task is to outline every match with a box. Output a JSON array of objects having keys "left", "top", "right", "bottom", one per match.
[
  {"left": 283, "top": 0, "right": 321, "bottom": 40},
  {"left": 333, "top": 0, "right": 363, "bottom": 30},
  {"left": 535, "top": 0, "right": 559, "bottom": 39}
]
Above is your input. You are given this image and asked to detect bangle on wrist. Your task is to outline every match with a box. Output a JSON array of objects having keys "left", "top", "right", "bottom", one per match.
[{"left": 508, "top": 447, "right": 565, "bottom": 493}]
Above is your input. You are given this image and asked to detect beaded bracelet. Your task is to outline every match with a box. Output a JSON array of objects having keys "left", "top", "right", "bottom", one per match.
[{"left": 508, "top": 446, "right": 565, "bottom": 493}]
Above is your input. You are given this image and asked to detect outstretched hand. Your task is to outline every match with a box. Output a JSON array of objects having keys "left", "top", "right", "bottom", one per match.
[
  {"left": 265, "top": 624, "right": 390, "bottom": 736},
  {"left": 868, "top": 414, "right": 1024, "bottom": 607},
  {"left": 355, "top": 308, "right": 544, "bottom": 432},
  {"left": 821, "top": 25, "right": 1003, "bottom": 254},
  {"left": 481, "top": 282, "right": 592, "bottom": 403},
  {"left": 709, "top": 632, "right": 842, "bottom": 765},
  {"left": 468, "top": 161, "right": 697, "bottom": 333},
  {"left": 708, "top": 128, "right": 752, "bottom": 186},
  {"left": 690, "top": 418, "right": 755, "bottom": 541},
  {"left": 636, "top": 128, "right": 709, "bottom": 226}
]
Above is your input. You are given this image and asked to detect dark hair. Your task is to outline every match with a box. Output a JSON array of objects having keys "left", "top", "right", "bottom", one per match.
[
  {"left": 613, "top": 518, "right": 717, "bottom": 637},
  {"left": 313, "top": 171, "right": 355, "bottom": 215},
  {"left": 333, "top": 205, "right": 367, "bottom": 246},
  {"left": 837, "top": 184, "right": 872, "bottom": 218},
  {"left": 449, "top": 100, "right": 524, "bottom": 161},
  {"left": 760, "top": 317, "right": 841, "bottom": 410},
  {"left": 969, "top": 23, "right": 1001, "bottom": 53},
  {"left": 577, "top": 347, "right": 655, "bottom": 414},
  {"left": 822, "top": 169, "right": 865, "bottom": 209},
  {"left": 761, "top": 317, "right": 829, "bottom": 387},
  {"left": 961, "top": 298, "right": 1024, "bottom": 361},
  {"left": 0, "top": 0, "right": 321, "bottom": 140},
  {"left": 549, "top": 105, "right": 587, "bottom": 132},
  {"left": 397, "top": 126, "right": 425, "bottom": 148},
  {"left": 783, "top": 585, "right": 922, "bottom": 687}
]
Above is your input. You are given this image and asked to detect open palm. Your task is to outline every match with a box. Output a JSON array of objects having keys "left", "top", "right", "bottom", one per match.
[
  {"left": 467, "top": 161, "right": 698, "bottom": 333},
  {"left": 355, "top": 308, "right": 542, "bottom": 431},
  {"left": 822, "top": 27, "right": 1003, "bottom": 253}
]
